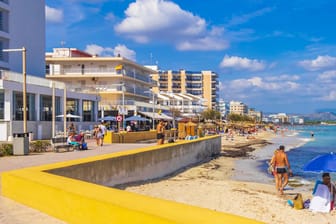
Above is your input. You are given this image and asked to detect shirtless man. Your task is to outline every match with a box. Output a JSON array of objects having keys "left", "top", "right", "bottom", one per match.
[
  {"left": 156, "top": 120, "right": 165, "bottom": 145},
  {"left": 271, "top": 145, "right": 291, "bottom": 195}
]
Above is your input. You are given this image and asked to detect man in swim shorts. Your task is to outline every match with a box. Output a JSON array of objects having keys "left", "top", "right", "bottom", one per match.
[{"left": 273, "top": 145, "right": 291, "bottom": 195}]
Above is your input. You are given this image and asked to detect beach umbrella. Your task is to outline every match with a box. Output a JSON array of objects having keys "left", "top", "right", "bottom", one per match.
[
  {"left": 99, "top": 116, "right": 116, "bottom": 121},
  {"left": 56, "top": 113, "right": 81, "bottom": 119},
  {"left": 125, "top": 115, "right": 149, "bottom": 122},
  {"left": 303, "top": 152, "right": 336, "bottom": 172}
]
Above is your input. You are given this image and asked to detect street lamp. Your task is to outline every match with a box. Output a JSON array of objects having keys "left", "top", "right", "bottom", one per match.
[
  {"left": 121, "top": 83, "right": 126, "bottom": 131},
  {"left": 145, "top": 90, "right": 156, "bottom": 130},
  {"left": 3, "top": 47, "right": 27, "bottom": 133}
]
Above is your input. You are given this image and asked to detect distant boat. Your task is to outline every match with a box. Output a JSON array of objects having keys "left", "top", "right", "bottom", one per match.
[{"left": 320, "top": 122, "right": 336, "bottom": 125}]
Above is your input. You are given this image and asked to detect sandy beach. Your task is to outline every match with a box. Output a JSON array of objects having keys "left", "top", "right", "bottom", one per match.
[
  {"left": 1, "top": 131, "right": 335, "bottom": 224},
  {"left": 124, "top": 131, "right": 336, "bottom": 224}
]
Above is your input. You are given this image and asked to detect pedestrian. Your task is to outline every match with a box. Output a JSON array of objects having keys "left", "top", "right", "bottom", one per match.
[
  {"left": 271, "top": 145, "right": 292, "bottom": 195},
  {"left": 269, "top": 147, "right": 279, "bottom": 191},
  {"left": 98, "top": 122, "right": 106, "bottom": 146},
  {"left": 156, "top": 120, "right": 166, "bottom": 145},
  {"left": 93, "top": 125, "right": 103, "bottom": 146}
]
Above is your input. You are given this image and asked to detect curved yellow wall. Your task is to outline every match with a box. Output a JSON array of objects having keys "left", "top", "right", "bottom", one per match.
[{"left": 1, "top": 138, "right": 263, "bottom": 224}]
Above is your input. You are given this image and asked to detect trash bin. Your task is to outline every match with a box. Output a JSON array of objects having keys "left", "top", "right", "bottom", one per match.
[{"left": 13, "top": 133, "right": 29, "bottom": 155}]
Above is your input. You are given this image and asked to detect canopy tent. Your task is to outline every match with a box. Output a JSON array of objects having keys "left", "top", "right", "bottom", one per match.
[
  {"left": 56, "top": 113, "right": 81, "bottom": 119},
  {"left": 125, "top": 116, "right": 149, "bottom": 122},
  {"left": 99, "top": 116, "right": 117, "bottom": 121},
  {"left": 138, "top": 111, "right": 173, "bottom": 121}
]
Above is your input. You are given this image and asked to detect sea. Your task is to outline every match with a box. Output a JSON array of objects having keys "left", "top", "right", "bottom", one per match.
[{"left": 233, "top": 125, "right": 336, "bottom": 191}]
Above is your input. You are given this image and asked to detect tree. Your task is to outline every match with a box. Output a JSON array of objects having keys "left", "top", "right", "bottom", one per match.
[{"left": 201, "top": 109, "right": 221, "bottom": 121}]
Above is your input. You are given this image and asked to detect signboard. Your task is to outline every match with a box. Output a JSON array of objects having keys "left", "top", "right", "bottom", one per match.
[{"left": 116, "top": 115, "right": 123, "bottom": 122}]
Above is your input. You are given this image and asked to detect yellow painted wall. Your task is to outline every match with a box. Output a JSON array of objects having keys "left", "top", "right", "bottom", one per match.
[{"left": 1, "top": 140, "right": 263, "bottom": 224}]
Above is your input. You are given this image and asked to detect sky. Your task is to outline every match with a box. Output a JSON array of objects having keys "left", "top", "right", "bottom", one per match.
[{"left": 45, "top": 0, "right": 336, "bottom": 114}]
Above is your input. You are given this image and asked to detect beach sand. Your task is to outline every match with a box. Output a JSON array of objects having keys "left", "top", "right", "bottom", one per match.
[
  {"left": 1, "top": 131, "right": 335, "bottom": 223},
  {"left": 124, "top": 131, "right": 336, "bottom": 224}
]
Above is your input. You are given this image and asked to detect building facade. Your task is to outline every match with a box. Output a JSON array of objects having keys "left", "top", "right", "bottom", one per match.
[
  {"left": 0, "top": 70, "right": 98, "bottom": 141},
  {"left": 0, "top": 0, "right": 45, "bottom": 77},
  {"left": 46, "top": 48, "right": 159, "bottom": 119},
  {"left": 229, "top": 101, "right": 248, "bottom": 115},
  {"left": 152, "top": 69, "right": 218, "bottom": 110}
]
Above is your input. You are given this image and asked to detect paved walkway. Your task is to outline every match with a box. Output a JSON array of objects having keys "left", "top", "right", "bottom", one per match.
[{"left": 0, "top": 140, "right": 155, "bottom": 224}]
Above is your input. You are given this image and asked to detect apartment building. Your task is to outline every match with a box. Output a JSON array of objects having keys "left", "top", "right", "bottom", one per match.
[
  {"left": 229, "top": 101, "right": 248, "bottom": 115},
  {"left": 154, "top": 69, "right": 218, "bottom": 110},
  {"left": 46, "top": 48, "right": 159, "bottom": 117},
  {"left": 248, "top": 108, "right": 263, "bottom": 122},
  {"left": 0, "top": 0, "right": 45, "bottom": 76}
]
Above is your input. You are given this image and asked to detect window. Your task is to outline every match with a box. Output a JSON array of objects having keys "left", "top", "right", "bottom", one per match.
[
  {"left": 82, "top": 100, "right": 94, "bottom": 121},
  {"left": 66, "top": 98, "right": 79, "bottom": 121},
  {"left": 0, "top": 89, "right": 4, "bottom": 119},
  {"left": 40, "top": 95, "right": 61, "bottom": 121},
  {"left": 13, "top": 92, "right": 36, "bottom": 121}
]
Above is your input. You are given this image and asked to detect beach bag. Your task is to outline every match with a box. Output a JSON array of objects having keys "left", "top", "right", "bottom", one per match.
[
  {"left": 81, "top": 142, "right": 88, "bottom": 150},
  {"left": 293, "top": 193, "right": 303, "bottom": 209}
]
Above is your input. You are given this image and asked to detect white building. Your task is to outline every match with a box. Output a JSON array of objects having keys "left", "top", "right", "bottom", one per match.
[
  {"left": 0, "top": 70, "right": 98, "bottom": 141},
  {"left": 46, "top": 48, "right": 160, "bottom": 120},
  {"left": 229, "top": 101, "right": 248, "bottom": 115},
  {"left": 0, "top": 0, "right": 45, "bottom": 77}
]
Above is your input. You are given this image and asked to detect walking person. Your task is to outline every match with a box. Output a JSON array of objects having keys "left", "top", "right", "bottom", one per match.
[
  {"left": 93, "top": 125, "right": 103, "bottom": 147},
  {"left": 98, "top": 122, "right": 106, "bottom": 146},
  {"left": 271, "top": 145, "right": 292, "bottom": 195},
  {"left": 269, "top": 147, "right": 279, "bottom": 191},
  {"left": 156, "top": 120, "right": 166, "bottom": 145}
]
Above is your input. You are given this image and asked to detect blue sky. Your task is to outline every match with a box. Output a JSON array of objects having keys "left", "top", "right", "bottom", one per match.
[{"left": 45, "top": 0, "right": 336, "bottom": 114}]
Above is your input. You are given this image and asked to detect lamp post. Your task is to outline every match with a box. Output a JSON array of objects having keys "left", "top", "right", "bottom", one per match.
[
  {"left": 3, "top": 47, "right": 27, "bottom": 133},
  {"left": 144, "top": 90, "right": 156, "bottom": 130},
  {"left": 121, "top": 84, "right": 126, "bottom": 131}
]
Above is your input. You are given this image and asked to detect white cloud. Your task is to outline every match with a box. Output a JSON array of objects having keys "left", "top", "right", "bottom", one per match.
[
  {"left": 114, "top": 0, "right": 228, "bottom": 51},
  {"left": 317, "top": 70, "right": 336, "bottom": 82},
  {"left": 265, "top": 74, "right": 300, "bottom": 81},
  {"left": 299, "top": 55, "right": 336, "bottom": 71},
  {"left": 319, "top": 91, "right": 336, "bottom": 101},
  {"left": 45, "top": 6, "right": 63, "bottom": 23},
  {"left": 219, "top": 55, "right": 265, "bottom": 71},
  {"left": 113, "top": 44, "right": 136, "bottom": 61},
  {"left": 105, "top": 12, "right": 116, "bottom": 21},
  {"left": 84, "top": 44, "right": 136, "bottom": 61},
  {"left": 226, "top": 7, "right": 274, "bottom": 27}
]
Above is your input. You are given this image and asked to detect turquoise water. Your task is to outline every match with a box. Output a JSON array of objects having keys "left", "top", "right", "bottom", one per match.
[
  {"left": 234, "top": 125, "right": 336, "bottom": 187},
  {"left": 286, "top": 125, "right": 336, "bottom": 181}
]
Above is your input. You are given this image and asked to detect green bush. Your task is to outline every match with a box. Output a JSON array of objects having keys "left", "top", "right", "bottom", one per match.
[
  {"left": 29, "top": 140, "right": 51, "bottom": 153},
  {"left": 0, "top": 143, "right": 13, "bottom": 156}
]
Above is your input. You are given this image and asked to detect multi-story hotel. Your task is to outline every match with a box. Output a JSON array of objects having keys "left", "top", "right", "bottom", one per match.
[
  {"left": 152, "top": 69, "right": 218, "bottom": 110},
  {"left": 0, "top": 0, "right": 45, "bottom": 76},
  {"left": 229, "top": 101, "right": 248, "bottom": 115},
  {"left": 46, "top": 48, "right": 162, "bottom": 118}
]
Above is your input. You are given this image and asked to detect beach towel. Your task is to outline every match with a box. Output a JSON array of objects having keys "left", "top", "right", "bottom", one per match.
[{"left": 309, "top": 184, "right": 331, "bottom": 213}]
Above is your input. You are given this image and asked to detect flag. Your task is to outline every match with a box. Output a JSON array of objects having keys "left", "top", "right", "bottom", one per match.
[{"left": 115, "top": 64, "right": 123, "bottom": 70}]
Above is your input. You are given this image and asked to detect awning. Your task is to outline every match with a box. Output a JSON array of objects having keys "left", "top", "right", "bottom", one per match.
[{"left": 138, "top": 111, "right": 173, "bottom": 121}]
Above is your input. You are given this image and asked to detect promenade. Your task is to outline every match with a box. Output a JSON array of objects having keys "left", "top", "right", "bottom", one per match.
[{"left": 0, "top": 139, "right": 155, "bottom": 224}]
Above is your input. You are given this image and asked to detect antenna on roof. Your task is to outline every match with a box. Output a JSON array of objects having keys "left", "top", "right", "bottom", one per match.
[
  {"left": 150, "top": 52, "right": 153, "bottom": 65},
  {"left": 60, "top": 41, "right": 66, "bottom": 47}
]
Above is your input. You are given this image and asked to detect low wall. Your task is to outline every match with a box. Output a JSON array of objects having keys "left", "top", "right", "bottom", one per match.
[
  {"left": 48, "top": 136, "right": 221, "bottom": 186},
  {"left": 2, "top": 136, "right": 263, "bottom": 224},
  {"left": 104, "top": 129, "right": 178, "bottom": 144}
]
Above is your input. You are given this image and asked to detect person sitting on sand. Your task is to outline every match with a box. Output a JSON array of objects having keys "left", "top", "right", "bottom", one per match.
[
  {"left": 270, "top": 145, "right": 291, "bottom": 195},
  {"left": 309, "top": 173, "right": 335, "bottom": 212}
]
